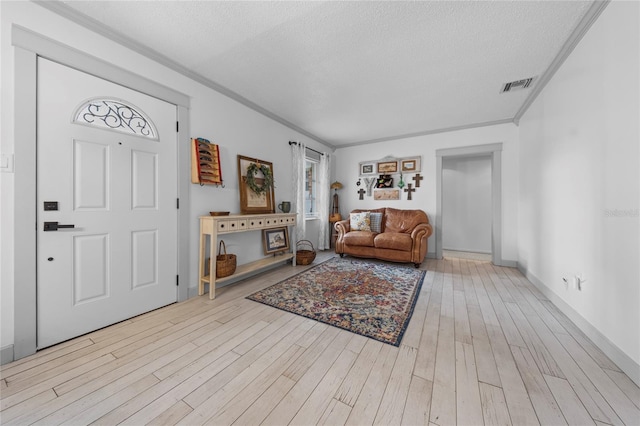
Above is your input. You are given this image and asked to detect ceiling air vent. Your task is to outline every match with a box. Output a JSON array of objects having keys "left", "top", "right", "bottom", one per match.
[{"left": 500, "top": 77, "right": 536, "bottom": 93}]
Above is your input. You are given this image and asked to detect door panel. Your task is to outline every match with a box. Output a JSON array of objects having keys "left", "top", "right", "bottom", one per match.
[{"left": 37, "top": 58, "right": 177, "bottom": 349}]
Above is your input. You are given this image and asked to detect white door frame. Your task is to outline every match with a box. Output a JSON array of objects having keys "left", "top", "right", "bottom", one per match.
[
  {"left": 11, "top": 25, "right": 191, "bottom": 360},
  {"left": 435, "top": 143, "right": 503, "bottom": 265}
]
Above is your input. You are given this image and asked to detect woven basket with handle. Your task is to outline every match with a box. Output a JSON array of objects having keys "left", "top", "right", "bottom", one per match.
[
  {"left": 296, "top": 240, "right": 317, "bottom": 265},
  {"left": 216, "top": 240, "right": 237, "bottom": 278}
]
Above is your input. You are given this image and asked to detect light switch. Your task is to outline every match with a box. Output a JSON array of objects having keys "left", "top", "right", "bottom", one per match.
[{"left": 1, "top": 154, "right": 14, "bottom": 173}]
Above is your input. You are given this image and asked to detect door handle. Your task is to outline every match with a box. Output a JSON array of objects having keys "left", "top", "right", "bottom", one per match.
[{"left": 43, "top": 222, "right": 75, "bottom": 231}]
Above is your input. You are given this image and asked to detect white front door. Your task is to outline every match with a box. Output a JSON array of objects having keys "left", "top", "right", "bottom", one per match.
[{"left": 37, "top": 58, "right": 178, "bottom": 349}]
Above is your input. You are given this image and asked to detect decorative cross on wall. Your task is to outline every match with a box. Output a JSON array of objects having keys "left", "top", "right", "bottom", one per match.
[
  {"left": 412, "top": 173, "right": 424, "bottom": 188},
  {"left": 357, "top": 188, "right": 366, "bottom": 200},
  {"left": 404, "top": 183, "right": 416, "bottom": 200}
]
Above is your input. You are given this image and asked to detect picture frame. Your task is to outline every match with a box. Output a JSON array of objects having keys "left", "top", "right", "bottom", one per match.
[
  {"left": 401, "top": 156, "right": 421, "bottom": 173},
  {"left": 377, "top": 160, "right": 398, "bottom": 174},
  {"left": 376, "top": 174, "right": 394, "bottom": 188},
  {"left": 359, "top": 162, "right": 376, "bottom": 176},
  {"left": 237, "top": 155, "right": 275, "bottom": 214},
  {"left": 262, "top": 227, "right": 290, "bottom": 254},
  {"left": 374, "top": 189, "right": 401, "bottom": 200}
]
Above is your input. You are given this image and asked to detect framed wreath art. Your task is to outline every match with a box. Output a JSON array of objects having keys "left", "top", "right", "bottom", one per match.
[{"left": 237, "top": 155, "right": 275, "bottom": 214}]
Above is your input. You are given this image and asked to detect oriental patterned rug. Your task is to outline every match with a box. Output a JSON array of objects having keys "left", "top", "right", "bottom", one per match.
[{"left": 246, "top": 257, "right": 425, "bottom": 346}]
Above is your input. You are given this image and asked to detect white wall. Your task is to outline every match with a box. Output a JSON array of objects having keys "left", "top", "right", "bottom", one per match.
[
  {"left": 334, "top": 123, "right": 519, "bottom": 260},
  {"left": 0, "top": 2, "right": 331, "bottom": 354},
  {"left": 518, "top": 1, "right": 639, "bottom": 372},
  {"left": 442, "top": 155, "right": 492, "bottom": 253}
]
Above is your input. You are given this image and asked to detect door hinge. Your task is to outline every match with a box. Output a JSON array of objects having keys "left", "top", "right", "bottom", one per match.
[
  {"left": 176, "top": 275, "right": 179, "bottom": 286},
  {"left": 176, "top": 198, "right": 180, "bottom": 209},
  {"left": 176, "top": 121, "right": 179, "bottom": 132}
]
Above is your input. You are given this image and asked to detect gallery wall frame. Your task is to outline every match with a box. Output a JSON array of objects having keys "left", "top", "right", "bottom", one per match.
[{"left": 237, "top": 155, "right": 275, "bottom": 214}]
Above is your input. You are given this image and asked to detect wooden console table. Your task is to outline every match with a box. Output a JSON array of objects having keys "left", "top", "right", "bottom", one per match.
[{"left": 198, "top": 213, "right": 297, "bottom": 299}]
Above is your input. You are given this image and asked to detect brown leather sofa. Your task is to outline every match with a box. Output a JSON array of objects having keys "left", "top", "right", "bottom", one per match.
[{"left": 334, "top": 207, "right": 433, "bottom": 267}]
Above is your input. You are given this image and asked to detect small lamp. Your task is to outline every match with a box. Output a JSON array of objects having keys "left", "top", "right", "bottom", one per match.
[{"left": 330, "top": 181, "right": 343, "bottom": 222}]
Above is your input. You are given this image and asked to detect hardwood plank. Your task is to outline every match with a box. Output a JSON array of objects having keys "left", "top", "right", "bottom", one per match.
[
  {"left": 0, "top": 338, "right": 95, "bottom": 380},
  {"left": 206, "top": 344, "right": 306, "bottom": 425},
  {"left": 179, "top": 316, "right": 307, "bottom": 411},
  {"left": 283, "top": 326, "right": 340, "bottom": 382},
  {"left": 510, "top": 345, "right": 567, "bottom": 425},
  {"left": 556, "top": 333, "right": 640, "bottom": 425},
  {"left": 401, "top": 283, "right": 430, "bottom": 349},
  {"left": 506, "top": 301, "right": 565, "bottom": 378},
  {"left": 604, "top": 368, "right": 640, "bottom": 410},
  {"left": 467, "top": 303, "right": 501, "bottom": 387},
  {"left": 345, "top": 344, "right": 398, "bottom": 426},
  {"left": 540, "top": 299, "right": 622, "bottom": 372},
  {"left": 295, "top": 321, "right": 329, "bottom": 348},
  {"left": 455, "top": 341, "right": 484, "bottom": 426},
  {"left": 335, "top": 338, "right": 383, "bottom": 407},
  {"left": 545, "top": 374, "right": 595, "bottom": 426},
  {"left": 0, "top": 389, "right": 58, "bottom": 423},
  {"left": 454, "top": 289, "right": 472, "bottom": 344},
  {"left": 261, "top": 330, "right": 353, "bottom": 426},
  {"left": 231, "top": 375, "right": 296, "bottom": 426},
  {"left": 147, "top": 400, "right": 193, "bottom": 426},
  {"left": 479, "top": 382, "right": 512, "bottom": 426},
  {"left": 318, "top": 398, "right": 352, "bottom": 426},
  {"left": 290, "top": 348, "right": 358, "bottom": 425},
  {"left": 374, "top": 345, "right": 417, "bottom": 426},
  {"left": 479, "top": 263, "right": 527, "bottom": 348},
  {"left": 413, "top": 260, "right": 443, "bottom": 381},
  {"left": 524, "top": 314, "right": 624, "bottom": 425},
  {"left": 485, "top": 324, "right": 540, "bottom": 425},
  {"left": 181, "top": 318, "right": 316, "bottom": 424},
  {"left": 100, "top": 351, "right": 239, "bottom": 426},
  {"left": 401, "top": 375, "right": 432, "bottom": 426},
  {"left": 152, "top": 315, "right": 270, "bottom": 381},
  {"left": 7, "top": 341, "right": 195, "bottom": 425},
  {"left": 429, "top": 316, "right": 456, "bottom": 426},
  {"left": 1, "top": 353, "right": 115, "bottom": 410},
  {"left": 56, "top": 374, "right": 159, "bottom": 425}
]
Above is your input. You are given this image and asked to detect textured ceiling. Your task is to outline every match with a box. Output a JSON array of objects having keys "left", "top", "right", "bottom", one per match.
[{"left": 51, "top": 1, "right": 596, "bottom": 148}]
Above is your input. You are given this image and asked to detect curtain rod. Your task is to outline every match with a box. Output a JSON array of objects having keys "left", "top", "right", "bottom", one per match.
[{"left": 288, "top": 141, "right": 325, "bottom": 156}]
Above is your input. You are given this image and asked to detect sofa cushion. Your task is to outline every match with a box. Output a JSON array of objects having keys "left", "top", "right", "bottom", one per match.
[
  {"left": 384, "top": 208, "right": 429, "bottom": 233},
  {"left": 350, "top": 212, "right": 371, "bottom": 231},
  {"left": 343, "top": 231, "right": 377, "bottom": 247},
  {"left": 369, "top": 212, "right": 383, "bottom": 233},
  {"left": 374, "top": 232, "right": 413, "bottom": 251}
]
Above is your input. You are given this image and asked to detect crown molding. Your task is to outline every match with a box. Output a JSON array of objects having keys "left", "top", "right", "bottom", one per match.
[
  {"left": 336, "top": 118, "right": 515, "bottom": 149},
  {"left": 32, "top": 0, "right": 335, "bottom": 150},
  {"left": 514, "top": 0, "right": 610, "bottom": 124}
]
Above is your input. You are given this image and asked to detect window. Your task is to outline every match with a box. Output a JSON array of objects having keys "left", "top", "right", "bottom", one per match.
[
  {"left": 73, "top": 98, "right": 158, "bottom": 139},
  {"left": 304, "top": 159, "right": 318, "bottom": 217}
]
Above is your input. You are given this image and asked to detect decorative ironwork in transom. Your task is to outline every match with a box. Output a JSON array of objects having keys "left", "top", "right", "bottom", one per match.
[{"left": 73, "top": 98, "right": 157, "bottom": 139}]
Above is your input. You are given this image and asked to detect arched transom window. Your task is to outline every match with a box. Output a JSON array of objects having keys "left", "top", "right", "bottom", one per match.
[{"left": 73, "top": 98, "right": 158, "bottom": 139}]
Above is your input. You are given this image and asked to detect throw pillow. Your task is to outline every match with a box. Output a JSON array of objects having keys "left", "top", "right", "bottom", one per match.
[
  {"left": 369, "top": 212, "right": 383, "bottom": 233},
  {"left": 350, "top": 212, "right": 371, "bottom": 231}
]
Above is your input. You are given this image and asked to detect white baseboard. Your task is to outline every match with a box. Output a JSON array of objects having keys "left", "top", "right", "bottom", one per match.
[
  {"left": 1, "top": 344, "right": 14, "bottom": 365},
  {"left": 518, "top": 263, "right": 640, "bottom": 387}
]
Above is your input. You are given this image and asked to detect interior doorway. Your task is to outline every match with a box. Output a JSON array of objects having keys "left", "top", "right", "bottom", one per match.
[
  {"left": 435, "top": 143, "right": 503, "bottom": 265},
  {"left": 442, "top": 154, "right": 492, "bottom": 260}
]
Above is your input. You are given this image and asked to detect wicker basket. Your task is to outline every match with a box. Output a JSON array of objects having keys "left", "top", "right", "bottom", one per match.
[
  {"left": 296, "top": 240, "right": 317, "bottom": 265},
  {"left": 216, "top": 240, "right": 237, "bottom": 278}
]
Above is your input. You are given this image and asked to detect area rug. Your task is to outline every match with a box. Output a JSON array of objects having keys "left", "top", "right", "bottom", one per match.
[{"left": 246, "top": 257, "right": 425, "bottom": 346}]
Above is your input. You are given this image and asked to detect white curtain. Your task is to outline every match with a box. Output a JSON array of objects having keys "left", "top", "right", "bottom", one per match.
[
  {"left": 291, "top": 142, "right": 306, "bottom": 243},
  {"left": 317, "top": 153, "right": 331, "bottom": 250}
]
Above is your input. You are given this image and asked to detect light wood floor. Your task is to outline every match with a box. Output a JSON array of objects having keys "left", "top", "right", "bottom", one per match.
[{"left": 1, "top": 252, "right": 639, "bottom": 425}]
